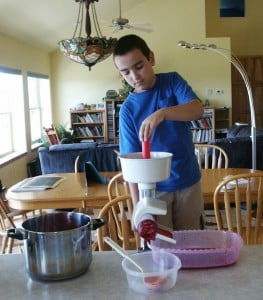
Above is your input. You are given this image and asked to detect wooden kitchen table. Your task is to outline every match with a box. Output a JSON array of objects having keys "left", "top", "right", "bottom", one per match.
[
  {"left": 6, "top": 168, "right": 263, "bottom": 211},
  {"left": 6, "top": 172, "right": 118, "bottom": 211},
  {"left": 201, "top": 168, "right": 263, "bottom": 204}
]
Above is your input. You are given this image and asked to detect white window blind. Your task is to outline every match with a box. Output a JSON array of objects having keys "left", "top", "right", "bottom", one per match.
[
  {"left": 0, "top": 67, "right": 26, "bottom": 158},
  {"left": 27, "top": 72, "right": 52, "bottom": 147}
]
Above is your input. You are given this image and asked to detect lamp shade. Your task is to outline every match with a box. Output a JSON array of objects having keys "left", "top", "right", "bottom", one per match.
[
  {"left": 58, "top": 0, "right": 117, "bottom": 70},
  {"left": 58, "top": 36, "right": 117, "bottom": 70}
]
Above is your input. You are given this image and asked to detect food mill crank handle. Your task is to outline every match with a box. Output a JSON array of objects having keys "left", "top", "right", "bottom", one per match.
[{"left": 142, "top": 140, "right": 150, "bottom": 159}]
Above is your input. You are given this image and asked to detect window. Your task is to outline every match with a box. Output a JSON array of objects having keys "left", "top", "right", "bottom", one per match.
[
  {"left": 0, "top": 67, "right": 26, "bottom": 158},
  {"left": 27, "top": 72, "right": 52, "bottom": 148},
  {"left": 0, "top": 68, "right": 52, "bottom": 163}
]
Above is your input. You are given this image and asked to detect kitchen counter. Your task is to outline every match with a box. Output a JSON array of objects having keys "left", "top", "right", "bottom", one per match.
[{"left": 1, "top": 246, "right": 263, "bottom": 300}]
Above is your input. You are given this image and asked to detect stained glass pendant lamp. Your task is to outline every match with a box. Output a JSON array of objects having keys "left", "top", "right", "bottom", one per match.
[{"left": 58, "top": 0, "right": 117, "bottom": 70}]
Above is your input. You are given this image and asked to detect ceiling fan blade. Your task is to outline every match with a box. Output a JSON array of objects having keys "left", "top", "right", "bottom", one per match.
[
  {"left": 129, "top": 22, "right": 152, "bottom": 28},
  {"left": 108, "top": 0, "right": 153, "bottom": 33},
  {"left": 111, "top": 26, "right": 121, "bottom": 34},
  {"left": 126, "top": 23, "right": 153, "bottom": 33}
]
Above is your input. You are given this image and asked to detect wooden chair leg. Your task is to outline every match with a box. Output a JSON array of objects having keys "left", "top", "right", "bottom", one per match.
[
  {"left": 7, "top": 238, "right": 14, "bottom": 254},
  {"left": 1, "top": 236, "right": 7, "bottom": 254}
]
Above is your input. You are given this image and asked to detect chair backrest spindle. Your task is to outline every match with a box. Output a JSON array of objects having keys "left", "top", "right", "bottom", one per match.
[
  {"left": 195, "top": 144, "right": 229, "bottom": 169},
  {"left": 213, "top": 173, "right": 263, "bottom": 244}
]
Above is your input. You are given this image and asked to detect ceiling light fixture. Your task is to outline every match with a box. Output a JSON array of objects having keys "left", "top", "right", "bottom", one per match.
[
  {"left": 178, "top": 41, "right": 257, "bottom": 170},
  {"left": 58, "top": 0, "right": 117, "bottom": 70}
]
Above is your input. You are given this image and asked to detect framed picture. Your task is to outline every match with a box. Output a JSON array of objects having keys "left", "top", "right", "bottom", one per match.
[{"left": 220, "top": 0, "right": 245, "bottom": 17}]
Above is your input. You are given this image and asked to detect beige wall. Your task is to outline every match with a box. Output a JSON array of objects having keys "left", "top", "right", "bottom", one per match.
[
  {"left": 0, "top": 33, "right": 50, "bottom": 73},
  {"left": 1, "top": 0, "right": 232, "bottom": 187},
  {"left": 0, "top": 33, "right": 50, "bottom": 187},
  {"left": 206, "top": 0, "right": 263, "bottom": 55},
  {"left": 51, "top": 0, "right": 231, "bottom": 127}
]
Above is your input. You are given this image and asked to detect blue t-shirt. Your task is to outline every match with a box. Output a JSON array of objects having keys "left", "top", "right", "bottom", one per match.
[{"left": 119, "top": 72, "right": 201, "bottom": 191}]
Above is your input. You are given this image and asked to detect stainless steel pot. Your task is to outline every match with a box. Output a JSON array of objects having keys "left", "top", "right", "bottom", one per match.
[{"left": 7, "top": 212, "right": 104, "bottom": 281}]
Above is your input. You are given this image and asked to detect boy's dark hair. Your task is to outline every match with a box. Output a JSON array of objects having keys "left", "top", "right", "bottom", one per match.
[{"left": 113, "top": 34, "right": 151, "bottom": 60}]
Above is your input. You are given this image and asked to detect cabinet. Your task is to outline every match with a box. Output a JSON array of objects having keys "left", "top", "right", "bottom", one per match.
[
  {"left": 70, "top": 109, "right": 107, "bottom": 142},
  {"left": 232, "top": 55, "right": 263, "bottom": 127},
  {"left": 105, "top": 98, "right": 124, "bottom": 144},
  {"left": 213, "top": 107, "right": 230, "bottom": 138},
  {"left": 191, "top": 107, "right": 229, "bottom": 143}
]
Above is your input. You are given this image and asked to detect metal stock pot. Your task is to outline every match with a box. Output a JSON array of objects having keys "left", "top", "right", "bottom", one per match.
[{"left": 7, "top": 212, "right": 104, "bottom": 281}]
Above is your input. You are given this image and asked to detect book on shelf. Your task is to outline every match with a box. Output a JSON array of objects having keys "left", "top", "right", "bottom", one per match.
[
  {"left": 200, "top": 118, "right": 209, "bottom": 128},
  {"left": 92, "top": 113, "right": 103, "bottom": 122},
  {"left": 13, "top": 175, "right": 65, "bottom": 192},
  {"left": 85, "top": 113, "right": 94, "bottom": 123},
  {"left": 77, "top": 115, "right": 87, "bottom": 123},
  {"left": 78, "top": 126, "right": 87, "bottom": 136},
  {"left": 192, "top": 128, "right": 213, "bottom": 143}
]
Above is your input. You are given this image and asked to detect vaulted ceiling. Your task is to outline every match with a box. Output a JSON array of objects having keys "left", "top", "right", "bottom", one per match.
[{"left": 0, "top": 0, "right": 145, "bottom": 53}]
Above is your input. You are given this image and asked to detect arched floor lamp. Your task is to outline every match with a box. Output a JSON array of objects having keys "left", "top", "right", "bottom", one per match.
[{"left": 178, "top": 41, "right": 257, "bottom": 170}]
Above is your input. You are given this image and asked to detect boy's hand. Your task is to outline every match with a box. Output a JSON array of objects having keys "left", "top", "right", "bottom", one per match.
[{"left": 139, "top": 109, "right": 165, "bottom": 141}]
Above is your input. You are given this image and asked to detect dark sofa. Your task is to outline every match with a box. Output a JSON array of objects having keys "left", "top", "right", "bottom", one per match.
[
  {"left": 209, "top": 124, "right": 263, "bottom": 170},
  {"left": 39, "top": 143, "right": 120, "bottom": 174},
  {"left": 39, "top": 124, "right": 263, "bottom": 174}
]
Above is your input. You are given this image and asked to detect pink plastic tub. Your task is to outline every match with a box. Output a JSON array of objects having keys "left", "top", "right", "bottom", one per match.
[{"left": 151, "top": 230, "right": 243, "bottom": 269}]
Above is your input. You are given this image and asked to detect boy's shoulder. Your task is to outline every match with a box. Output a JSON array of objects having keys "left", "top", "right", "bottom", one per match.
[{"left": 157, "top": 71, "right": 181, "bottom": 79}]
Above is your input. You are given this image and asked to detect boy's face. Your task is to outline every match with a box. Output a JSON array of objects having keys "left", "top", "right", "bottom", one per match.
[{"left": 114, "top": 48, "right": 156, "bottom": 93}]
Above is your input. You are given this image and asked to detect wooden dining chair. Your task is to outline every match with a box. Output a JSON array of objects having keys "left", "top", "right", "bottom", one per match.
[
  {"left": 0, "top": 193, "right": 27, "bottom": 253},
  {"left": 43, "top": 125, "right": 60, "bottom": 145},
  {"left": 73, "top": 155, "right": 96, "bottom": 216},
  {"left": 74, "top": 155, "right": 80, "bottom": 174},
  {"left": 213, "top": 173, "right": 263, "bottom": 244},
  {"left": 195, "top": 144, "right": 229, "bottom": 169},
  {"left": 96, "top": 194, "right": 140, "bottom": 251},
  {"left": 113, "top": 149, "right": 121, "bottom": 171},
  {"left": 195, "top": 144, "right": 229, "bottom": 227},
  {"left": 106, "top": 172, "right": 135, "bottom": 241},
  {"left": 107, "top": 172, "right": 130, "bottom": 201}
]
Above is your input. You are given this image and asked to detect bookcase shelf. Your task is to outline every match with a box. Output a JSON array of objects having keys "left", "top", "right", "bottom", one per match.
[
  {"left": 191, "top": 107, "right": 229, "bottom": 143},
  {"left": 104, "top": 98, "right": 124, "bottom": 144},
  {"left": 70, "top": 109, "right": 106, "bottom": 142}
]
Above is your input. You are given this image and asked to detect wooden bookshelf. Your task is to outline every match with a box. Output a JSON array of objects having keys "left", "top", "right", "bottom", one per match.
[
  {"left": 104, "top": 98, "right": 124, "bottom": 144},
  {"left": 70, "top": 109, "right": 106, "bottom": 142},
  {"left": 191, "top": 107, "right": 229, "bottom": 143}
]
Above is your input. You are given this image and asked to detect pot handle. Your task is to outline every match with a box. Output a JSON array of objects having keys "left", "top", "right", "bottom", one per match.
[
  {"left": 89, "top": 218, "right": 105, "bottom": 230},
  {"left": 7, "top": 228, "right": 27, "bottom": 240}
]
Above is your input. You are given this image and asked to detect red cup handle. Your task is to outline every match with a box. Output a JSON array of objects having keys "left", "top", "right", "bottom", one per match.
[{"left": 142, "top": 140, "right": 150, "bottom": 159}]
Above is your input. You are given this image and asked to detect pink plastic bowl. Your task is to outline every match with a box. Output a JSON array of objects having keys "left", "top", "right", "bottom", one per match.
[{"left": 151, "top": 230, "right": 243, "bottom": 269}]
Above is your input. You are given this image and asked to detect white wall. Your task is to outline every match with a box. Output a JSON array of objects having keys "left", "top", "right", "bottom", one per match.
[
  {"left": 0, "top": 0, "right": 231, "bottom": 187},
  {"left": 51, "top": 0, "right": 231, "bottom": 128},
  {"left": 206, "top": 0, "right": 263, "bottom": 55},
  {"left": 0, "top": 33, "right": 50, "bottom": 187}
]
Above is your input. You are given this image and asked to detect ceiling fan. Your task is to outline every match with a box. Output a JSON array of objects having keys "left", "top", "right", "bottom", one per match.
[{"left": 110, "top": 0, "right": 152, "bottom": 33}]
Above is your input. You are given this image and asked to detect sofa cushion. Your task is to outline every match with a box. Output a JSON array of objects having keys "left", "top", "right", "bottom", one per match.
[
  {"left": 77, "top": 145, "right": 119, "bottom": 172},
  {"left": 38, "top": 143, "right": 120, "bottom": 174},
  {"left": 49, "top": 142, "right": 97, "bottom": 151},
  {"left": 209, "top": 136, "right": 263, "bottom": 170},
  {"left": 227, "top": 124, "right": 263, "bottom": 138}
]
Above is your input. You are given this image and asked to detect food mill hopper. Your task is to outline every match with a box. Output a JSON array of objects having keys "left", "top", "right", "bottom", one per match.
[{"left": 119, "top": 152, "right": 173, "bottom": 184}]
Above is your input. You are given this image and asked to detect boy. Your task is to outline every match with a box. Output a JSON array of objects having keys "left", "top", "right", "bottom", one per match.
[{"left": 113, "top": 34, "right": 204, "bottom": 231}]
